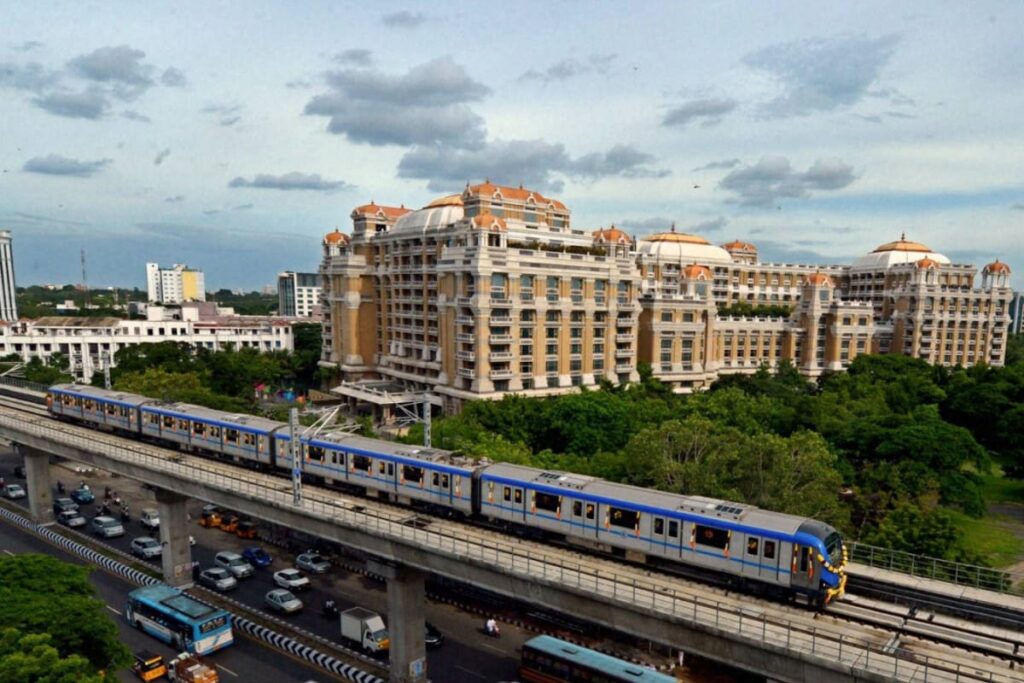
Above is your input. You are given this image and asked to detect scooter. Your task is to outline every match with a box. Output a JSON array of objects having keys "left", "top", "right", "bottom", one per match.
[
  {"left": 321, "top": 601, "right": 339, "bottom": 619},
  {"left": 120, "top": 509, "right": 131, "bottom": 523},
  {"left": 481, "top": 621, "right": 501, "bottom": 638}
]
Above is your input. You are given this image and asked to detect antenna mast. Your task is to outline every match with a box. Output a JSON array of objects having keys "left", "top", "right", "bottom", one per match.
[{"left": 80, "top": 249, "right": 90, "bottom": 309}]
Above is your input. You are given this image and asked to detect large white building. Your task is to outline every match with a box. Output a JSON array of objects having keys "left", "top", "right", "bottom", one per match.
[
  {"left": 0, "top": 304, "right": 294, "bottom": 381},
  {"left": 146, "top": 263, "right": 206, "bottom": 304},
  {"left": 277, "top": 271, "right": 322, "bottom": 318},
  {"left": 0, "top": 230, "right": 17, "bottom": 322}
]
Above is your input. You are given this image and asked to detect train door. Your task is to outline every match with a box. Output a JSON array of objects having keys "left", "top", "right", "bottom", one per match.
[
  {"left": 651, "top": 516, "right": 668, "bottom": 556},
  {"left": 758, "top": 538, "right": 781, "bottom": 582},
  {"left": 789, "top": 543, "right": 815, "bottom": 592},
  {"left": 569, "top": 498, "right": 597, "bottom": 539},
  {"left": 741, "top": 534, "right": 762, "bottom": 579}
]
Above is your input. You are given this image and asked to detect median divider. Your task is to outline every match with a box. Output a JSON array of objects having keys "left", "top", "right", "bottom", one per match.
[{"left": 0, "top": 502, "right": 385, "bottom": 683}]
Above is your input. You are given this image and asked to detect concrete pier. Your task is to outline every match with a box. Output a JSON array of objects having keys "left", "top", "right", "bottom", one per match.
[
  {"left": 155, "top": 488, "right": 192, "bottom": 587},
  {"left": 369, "top": 559, "right": 427, "bottom": 683},
  {"left": 16, "top": 444, "right": 53, "bottom": 524}
]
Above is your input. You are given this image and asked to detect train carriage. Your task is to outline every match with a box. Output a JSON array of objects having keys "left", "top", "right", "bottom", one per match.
[
  {"left": 139, "top": 403, "right": 281, "bottom": 466},
  {"left": 48, "top": 384, "right": 150, "bottom": 433}
]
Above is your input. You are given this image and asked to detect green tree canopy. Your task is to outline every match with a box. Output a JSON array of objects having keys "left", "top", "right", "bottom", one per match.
[{"left": 0, "top": 629, "right": 103, "bottom": 683}]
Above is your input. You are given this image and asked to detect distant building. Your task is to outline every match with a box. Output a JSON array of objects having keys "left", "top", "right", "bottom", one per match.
[
  {"left": 145, "top": 263, "right": 206, "bottom": 304},
  {"left": 261, "top": 284, "right": 276, "bottom": 296},
  {"left": 277, "top": 271, "right": 321, "bottom": 318},
  {"left": 1010, "top": 293, "right": 1024, "bottom": 335},
  {"left": 0, "top": 230, "right": 17, "bottom": 322}
]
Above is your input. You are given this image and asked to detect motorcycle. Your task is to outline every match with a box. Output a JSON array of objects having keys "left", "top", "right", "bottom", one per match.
[
  {"left": 482, "top": 620, "right": 501, "bottom": 638},
  {"left": 56, "top": 481, "right": 66, "bottom": 495},
  {"left": 120, "top": 509, "right": 131, "bottom": 523},
  {"left": 321, "top": 601, "right": 339, "bottom": 619}
]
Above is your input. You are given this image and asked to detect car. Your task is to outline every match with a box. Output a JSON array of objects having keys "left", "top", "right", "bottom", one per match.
[
  {"left": 139, "top": 508, "right": 160, "bottom": 531},
  {"left": 197, "top": 567, "right": 238, "bottom": 592},
  {"left": 56, "top": 509, "right": 86, "bottom": 528},
  {"left": 214, "top": 551, "right": 254, "bottom": 579},
  {"left": 70, "top": 487, "right": 95, "bottom": 504},
  {"left": 130, "top": 536, "right": 162, "bottom": 559},
  {"left": 264, "top": 589, "right": 303, "bottom": 614},
  {"left": 2, "top": 483, "right": 26, "bottom": 499},
  {"left": 53, "top": 497, "right": 78, "bottom": 515},
  {"left": 90, "top": 515, "right": 125, "bottom": 538},
  {"left": 425, "top": 621, "right": 444, "bottom": 649},
  {"left": 242, "top": 546, "right": 272, "bottom": 568},
  {"left": 296, "top": 552, "right": 330, "bottom": 574},
  {"left": 273, "top": 568, "right": 311, "bottom": 591}
]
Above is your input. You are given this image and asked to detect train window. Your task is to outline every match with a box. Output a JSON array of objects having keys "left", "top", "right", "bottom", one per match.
[
  {"left": 243, "top": 433, "right": 255, "bottom": 446},
  {"left": 84, "top": 400, "right": 94, "bottom": 410},
  {"left": 148, "top": 414, "right": 159, "bottom": 425},
  {"left": 353, "top": 455, "right": 371, "bottom": 472},
  {"left": 799, "top": 547, "right": 811, "bottom": 572},
  {"left": 503, "top": 486, "right": 511, "bottom": 502},
  {"left": 209, "top": 426, "right": 221, "bottom": 438},
  {"left": 609, "top": 507, "right": 639, "bottom": 530},
  {"left": 225, "top": 429, "right": 238, "bottom": 444},
  {"left": 586, "top": 504, "right": 595, "bottom": 520},
  {"left": 163, "top": 416, "right": 174, "bottom": 428},
  {"left": 514, "top": 489, "right": 522, "bottom": 504},
  {"left": 307, "top": 446, "right": 325, "bottom": 462},
  {"left": 378, "top": 461, "right": 386, "bottom": 474},
  {"left": 403, "top": 465, "right": 423, "bottom": 483},
  {"left": 535, "top": 492, "right": 559, "bottom": 513},
  {"left": 572, "top": 501, "right": 582, "bottom": 517},
  {"left": 747, "top": 538, "right": 759, "bottom": 555},
  {"left": 178, "top": 420, "right": 189, "bottom": 431},
  {"left": 441, "top": 474, "right": 449, "bottom": 488},
  {"left": 387, "top": 463, "right": 394, "bottom": 476},
  {"left": 193, "top": 422, "right": 205, "bottom": 435},
  {"left": 331, "top": 451, "right": 345, "bottom": 466},
  {"left": 120, "top": 407, "right": 131, "bottom": 418},
  {"left": 105, "top": 404, "right": 116, "bottom": 415},
  {"left": 654, "top": 518, "right": 665, "bottom": 535},
  {"left": 694, "top": 524, "right": 729, "bottom": 549},
  {"left": 763, "top": 540, "right": 776, "bottom": 559},
  {"left": 668, "top": 520, "right": 679, "bottom": 538}
]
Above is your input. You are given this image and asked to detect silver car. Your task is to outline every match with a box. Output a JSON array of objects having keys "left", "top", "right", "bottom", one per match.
[
  {"left": 264, "top": 588, "right": 303, "bottom": 614},
  {"left": 273, "top": 568, "right": 311, "bottom": 592},
  {"left": 214, "top": 551, "right": 254, "bottom": 579},
  {"left": 198, "top": 567, "right": 238, "bottom": 592},
  {"left": 57, "top": 509, "right": 86, "bottom": 528},
  {"left": 295, "top": 552, "right": 330, "bottom": 574},
  {"left": 90, "top": 515, "right": 125, "bottom": 538},
  {"left": 2, "top": 484, "right": 26, "bottom": 499},
  {"left": 130, "top": 536, "right": 162, "bottom": 559}
]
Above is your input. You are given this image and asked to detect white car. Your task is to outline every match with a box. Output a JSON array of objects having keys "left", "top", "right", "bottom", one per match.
[
  {"left": 296, "top": 552, "right": 330, "bottom": 574},
  {"left": 130, "top": 536, "right": 162, "bottom": 559},
  {"left": 139, "top": 508, "right": 160, "bottom": 531},
  {"left": 214, "top": 551, "right": 254, "bottom": 579},
  {"left": 198, "top": 567, "right": 238, "bottom": 592},
  {"left": 2, "top": 484, "right": 26, "bottom": 499},
  {"left": 57, "top": 509, "right": 86, "bottom": 528},
  {"left": 264, "top": 589, "right": 303, "bottom": 614},
  {"left": 273, "top": 568, "right": 311, "bottom": 592},
  {"left": 90, "top": 516, "right": 125, "bottom": 538}
]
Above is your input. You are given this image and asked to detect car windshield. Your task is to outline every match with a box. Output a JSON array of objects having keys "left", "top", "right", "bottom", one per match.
[
  {"left": 282, "top": 571, "right": 299, "bottom": 579},
  {"left": 140, "top": 539, "right": 157, "bottom": 547},
  {"left": 101, "top": 519, "right": 118, "bottom": 527},
  {"left": 209, "top": 569, "right": 228, "bottom": 578},
  {"left": 228, "top": 558, "right": 246, "bottom": 566},
  {"left": 307, "top": 555, "right": 324, "bottom": 563},
  {"left": 277, "top": 591, "right": 295, "bottom": 601}
]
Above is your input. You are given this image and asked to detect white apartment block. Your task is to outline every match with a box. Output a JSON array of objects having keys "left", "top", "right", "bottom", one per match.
[
  {"left": 0, "top": 230, "right": 17, "bottom": 322},
  {"left": 146, "top": 262, "right": 206, "bottom": 304},
  {"left": 277, "top": 271, "right": 322, "bottom": 318}
]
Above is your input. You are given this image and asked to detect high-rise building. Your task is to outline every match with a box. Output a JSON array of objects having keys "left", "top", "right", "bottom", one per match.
[
  {"left": 277, "top": 271, "right": 322, "bottom": 318},
  {"left": 146, "top": 263, "right": 206, "bottom": 304},
  {"left": 0, "top": 231, "right": 16, "bottom": 322},
  {"left": 320, "top": 182, "right": 1015, "bottom": 416}
]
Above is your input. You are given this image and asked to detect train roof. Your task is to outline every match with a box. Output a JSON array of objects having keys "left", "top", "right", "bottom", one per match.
[
  {"left": 302, "top": 430, "right": 484, "bottom": 469},
  {"left": 141, "top": 401, "right": 287, "bottom": 433},
  {"left": 50, "top": 383, "right": 153, "bottom": 407},
  {"left": 524, "top": 636, "right": 676, "bottom": 682}
]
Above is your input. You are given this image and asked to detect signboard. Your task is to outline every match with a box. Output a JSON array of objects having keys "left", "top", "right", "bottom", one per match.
[{"left": 409, "top": 657, "right": 426, "bottom": 678}]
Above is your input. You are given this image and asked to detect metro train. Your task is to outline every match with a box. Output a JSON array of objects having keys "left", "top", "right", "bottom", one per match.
[{"left": 46, "top": 383, "right": 848, "bottom": 606}]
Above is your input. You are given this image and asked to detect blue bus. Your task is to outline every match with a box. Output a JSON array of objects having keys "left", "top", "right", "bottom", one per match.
[
  {"left": 520, "top": 636, "right": 677, "bottom": 683},
  {"left": 126, "top": 586, "right": 234, "bottom": 655}
]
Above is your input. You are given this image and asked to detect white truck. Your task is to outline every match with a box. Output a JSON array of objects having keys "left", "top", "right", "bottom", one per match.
[{"left": 340, "top": 607, "right": 389, "bottom": 653}]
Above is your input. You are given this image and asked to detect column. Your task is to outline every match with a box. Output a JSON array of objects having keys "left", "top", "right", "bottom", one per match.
[
  {"left": 16, "top": 444, "right": 53, "bottom": 524},
  {"left": 368, "top": 560, "right": 426, "bottom": 683},
  {"left": 155, "top": 489, "right": 192, "bottom": 587}
]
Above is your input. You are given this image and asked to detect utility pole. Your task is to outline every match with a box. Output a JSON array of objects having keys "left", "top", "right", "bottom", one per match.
[
  {"left": 290, "top": 407, "right": 302, "bottom": 505},
  {"left": 422, "top": 393, "right": 432, "bottom": 448},
  {"left": 80, "top": 250, "right": 90, "bottom": 309},
  {"left": 102, "top": 351, "right": 111, "bottom": 390}
]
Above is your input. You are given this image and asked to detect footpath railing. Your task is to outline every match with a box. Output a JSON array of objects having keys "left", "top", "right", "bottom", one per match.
[
  {"left": 0, "top": 376, "right": 49, "bottom": 393},
  {"left": 848, "top": 541, "right": 1022, "bottom": 594},
  {"left": 0, "top": 409, "right": 1016, "bottom": 683}
]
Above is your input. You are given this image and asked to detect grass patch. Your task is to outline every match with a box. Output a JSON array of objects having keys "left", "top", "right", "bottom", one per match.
[
  {"left": 950, "top": 510, "right": 1024, "bottom": 568},
  {"left": 977, "top": 463, "right": 1024, "bottom": 505}
]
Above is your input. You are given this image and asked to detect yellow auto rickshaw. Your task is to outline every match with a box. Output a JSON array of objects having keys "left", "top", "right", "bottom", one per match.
[
  {"left": 236, "top": 520, "right": 257, "bottom": 539},
  {"left": 131, "top": 650, "right": 167, "bottom": 681},
  {"left": 199, "top": 510, "right": 222, "bottom": 528},
  {"left": 219, "top": 514, "right": 240, "bottom": 533}
]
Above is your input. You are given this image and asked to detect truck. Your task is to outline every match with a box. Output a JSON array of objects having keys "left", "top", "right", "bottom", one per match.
[
  {"left": 340, "top": 607, "right": 389, "bottom": 653},
  {"left": 165, "top": 651, "right": 219, "bottom": 683}
]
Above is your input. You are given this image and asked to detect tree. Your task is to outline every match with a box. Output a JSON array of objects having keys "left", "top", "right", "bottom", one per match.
[
  {"left": 114, "top": 368, "right": 250, "bottom": 412},
  {"left": 22, "top": 355, "right": 73, "bottom": 386},
  {"left": 0, "top": 556, "right": 130, "bottom": 672},
  {"left": 0, "top": 629, "right": 103, "bottom": 683},
  {"left": 864, "top": 503, "right": 961, "bottom": 559}
]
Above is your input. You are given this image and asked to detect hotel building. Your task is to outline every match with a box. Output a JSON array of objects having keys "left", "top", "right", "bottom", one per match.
[
  {"left": 320, "top": 183, "right": 1014, "bottom": 416},
  {"left": 146, "top": 262, "right": 206, "bottom": 304}
]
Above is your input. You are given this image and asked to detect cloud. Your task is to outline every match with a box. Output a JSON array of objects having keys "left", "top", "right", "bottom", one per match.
[
  {"left": 164, "top": 195, "right": 184, "bottom": 203},
  {"left": 397, "top": 139, "right": 667, "bottom": 193},
  {"left": 23, "top": 154, "right": 111, "bottom": 177},
  {"left": 232, "top": 203, "right": 254, "bottom": 211},
  {"left": 693, "top": 158, "right": 741, "bottom": 172},
  {"left": 753, "top": 239, "right": 837, "bottom": 265},
  {"left": 121, "top": 110, "right": 151, "bottom": 123},
  {"left": 201, "top": 103, "right": 243, "bottom": 127},
  {"left": 617, "top": 217, "right": 675, "bottom": 234},
  {"left": 160, "top": 67, "right": 186, "bottom": 87},
  {"left": 13, "top": 41, "right": 43, "bottom": 52},
  {"left": 67, "top": 45, "right": 157, "bottom": 100},
  {"left": 1012, "top": 203, "right": 1024, "bottom": 211},
  {"left": 334, "top": 49, "right": 373, "bottom": 67},
  {"left": 744, "top": 34, "right": 900, "bottom": 117},
  {"left": 154, "top": 148, "right": 171, "bottom": 165},
  {"left": 305, "top": 56, "right": 490, "bottom": 148},
  {"left": 228, "top": 172, "right": 353, "bottom": 192},
  {"left": 381, "top": 11, "right": 428, "bottom": 28},
  {"left": 519, "top": 54, "right": 617, "bottom": 83},
  {"left": 203, "top": 209, "right": 221, "bottom": 215},
  {"left": 0, "top": 61, "right": 59, "bottom": 91},
  {"left": 719, "top": 156, "right": 857, "bottom": 206},
  {"left": 690, "top": 217, "right": 728, "bottom": 233},
  {"left": 663, "top": 98, "right": 738, "bottom": 128},
  {"left": 33, "top": 88, "right": 110, "bottom": 118}
]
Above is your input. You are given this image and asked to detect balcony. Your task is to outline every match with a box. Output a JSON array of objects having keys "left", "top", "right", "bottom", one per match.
[
  {"left": 489, "top": 351, "right": 514, "bottom": 362},
  {"left": 489, "top": 368, "right": 514, "bottom": 380},
  {"left": 489, "top": 315, "right": 512, "bottom": 324},
  {"left": 457, "top": 296, "right": 473, "bottom": 306},
  {"left": 615, "top": 348, "right": 632, "bottom": 358},
  {"left": 490, "top": 295, "right": 512, "bottom": 307},
  {"left": 455, "top": 315, "right": 474, "bottom": 325},
  {"left": 456, "top": 351, "right": 475, "bottom": 361},
  {"left": 615, "top": 364, "right": 633, "bottom": 373},
  {"left": 456, "top": 333, "right": 474, "bottom": 343},
  {"left": 615, "top": 333, "right": 634, "bottom": 342},
  {"left": 457, "top": 368, "right": 476, "bottom": 379},
  {"left": 489, "top": 334, "right": 514, "bottom": 343}
]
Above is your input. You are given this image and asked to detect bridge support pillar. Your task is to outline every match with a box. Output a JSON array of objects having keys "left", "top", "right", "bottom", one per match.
[
  {"left": 15, "top": 444, "right": 53, "bottom": 524},
  {"left": 368, "top": 559, "right": 427, "bottom": 683},
  {"left": 155, "top": 489, "right": 192, "bottom": 587}
]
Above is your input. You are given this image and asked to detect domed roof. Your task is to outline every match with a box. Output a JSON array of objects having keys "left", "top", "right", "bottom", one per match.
[
  {"left": 682, "top": 264, "right": 713, "bottom": 280},
  {"left": 915, "top": 257, "right": 939, "bottom": 269},
  {"left": 722, "top": 239, "right": 757, "bottom": 252},
  {"left": 323, "top": 229, "right": 349, "bottom": 245},
  {"left": 805, "top": 272, "right": 833, "bottom": 287},
  {"left": 592, "top": 226, "right": 631, "bottom": 244},
  {"left": 984, "top": 259, "right": 1011, "bottom": 274},
  {"left": 852, "top": 233, "right": 950, "bottom": 269},
  {"left": 424, "top": 194, "right": 463, "bottom": 209},
  {"left": 470, "top": 213, "right": 507, "bottom": 231},
  {"left": 391, "top": 202, "right": 464, "bottom": 234},
  {"left": 638, "top": 226, "right": 731, "bottom": 264}
]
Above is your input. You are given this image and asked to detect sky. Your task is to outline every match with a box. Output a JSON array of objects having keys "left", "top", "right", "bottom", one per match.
[{"left": 1, "top": 1, "right": 1022, "bottom": 290}]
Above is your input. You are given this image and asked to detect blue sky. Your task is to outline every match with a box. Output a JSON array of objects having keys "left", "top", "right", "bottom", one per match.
[{"left": 1, "top": 1, "right": 1022, "bottom": 290}]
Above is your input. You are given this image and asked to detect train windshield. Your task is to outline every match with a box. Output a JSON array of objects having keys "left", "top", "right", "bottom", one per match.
[{"left": 825, "top": 532, "right": 843, "bottom": 565}]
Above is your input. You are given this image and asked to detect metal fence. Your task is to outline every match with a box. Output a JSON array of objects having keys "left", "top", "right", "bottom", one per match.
[
  {"left": 0, "top": 376, "right": 49, "bottom": 393},
  {"left": 0, "top": 409, "right": 1015, "bottom": 683},
  {"left": 848, "top": 541, "right": 1022, "bottom": 594}
]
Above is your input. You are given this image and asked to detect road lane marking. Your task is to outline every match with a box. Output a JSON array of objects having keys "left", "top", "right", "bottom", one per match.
[
  {"left": 217, "top": 664, "right": 239, "bottom": 677},
  {"left": 455, "top": 665, "right": 486, "bottom": 680},
  {"left": 479, "top": 642, "right": 506, "bottom": 655},
  {"left": 105, "top": 605, "right": 121, "bottom": 615},
  {"left": 2, "top": 549, "right": 14, "bottom": 556}
]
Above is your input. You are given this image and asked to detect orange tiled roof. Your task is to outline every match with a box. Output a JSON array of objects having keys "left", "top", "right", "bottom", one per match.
[
  {"left": 915, "top": 257, "right": 939, "bottom": 269},
  {"left": 806, "top": 272, "right": 833, "bottom": 286},
  {"left": 682, "top": 264, "right": 712, "bottom": 280},
  {"left": 464, "top": 181, "right": 567, "bottom": 211},
  {"left": 873, "top": 235, "right": 932, "bottom": 254},
  {"left": 984, "top": 259, "right": 1011, "bottom": 274},
  {"left": 471, "top": 213, "right": 507, "bottom": 231},
  {"left": 323, "top": 229, "right": 349, "bottom": 245},
  {"left": 352, "top": 201, "right": 411, "bottom": 219},
  {"left": 592, "top": 227, "right": 631, "bottom": 244},
  {"left": 646, "top": 231, "right": 710, "bottom": 245},
  {"left": 722, "top": 240, "right": 757, "bottom": 252},
  {"left": 424, "top": 194, "right": 464, "bottom": 208}
]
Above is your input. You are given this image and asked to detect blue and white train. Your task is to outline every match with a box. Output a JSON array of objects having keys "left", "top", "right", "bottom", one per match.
[{"left": 47, "top": 383, "right": 848, "bottom": 606}]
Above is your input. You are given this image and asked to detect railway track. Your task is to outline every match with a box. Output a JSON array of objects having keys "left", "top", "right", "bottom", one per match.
[{"left": 0, "top": 391, "right": 1020, "bottom": 680}]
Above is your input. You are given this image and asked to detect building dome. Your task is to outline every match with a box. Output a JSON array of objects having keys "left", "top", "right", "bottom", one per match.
[
  {"left": 391, "top": 202, "right": 465, "bottom": 234},
  {"left": 805, "top": 272, "right": 833, "bottom": 287},
  {"left": 984, "top": 259, "right": 1011, "bottom": 275},
  {"left": 638, "top": 227, "right": 732, "bottom": 264},
  {"left": 424, "top": 194, "right": 463, "bottom": 209},
  {"left": 323, "top": 229, "right": 349, "bottom": 245},
  {"left": 851, "top": 234, "right": 950, "bottom": 269}
]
